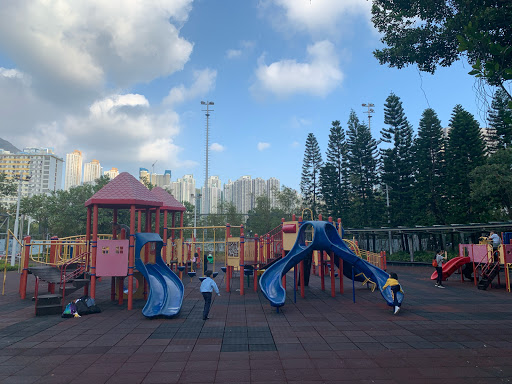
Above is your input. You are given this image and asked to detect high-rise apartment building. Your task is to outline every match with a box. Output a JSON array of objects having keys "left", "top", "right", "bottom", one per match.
[
  {"left": 83, "top": 159, "right": 102, "bottom": 184},
  {"left": 252, "top": 177, "right": 266, "bottom": 209},
  {"left": 267, "top": 177, "right": 280, "bottom": 208},
  {"left": 64, "top": 150, "right": 82, "bottom": 190},
  {"left": 104, "top": 167, "right": 119, "bottom": 180},
  {"left": 201, "top": 176, "right": 222, "bottom": 214},
  {"left": 0, "top": 147, "right": 63, "bottom": 207},
  {"left": 167, "top": 174, "right": 196, "bottom": 204},
  {"left": 139, "top": 168, "right": 171, "bottom": 188}
]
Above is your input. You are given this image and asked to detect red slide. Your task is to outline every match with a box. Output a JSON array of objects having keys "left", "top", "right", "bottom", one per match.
[{"left": 431, "top": 256, "right": 471, "bottom": 281}]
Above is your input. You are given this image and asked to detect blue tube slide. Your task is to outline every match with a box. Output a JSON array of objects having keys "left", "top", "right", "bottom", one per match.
[
  {"left": 259, "top": 221, "right": 403, "bottom": 308},
  {"left": 135, "top": 233, "right": 184, "bottom": 318}
]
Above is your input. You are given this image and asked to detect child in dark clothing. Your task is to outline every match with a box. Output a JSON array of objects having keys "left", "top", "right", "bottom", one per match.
[{"left": 382, "top": 272, "right": 404, "bottom": 315}]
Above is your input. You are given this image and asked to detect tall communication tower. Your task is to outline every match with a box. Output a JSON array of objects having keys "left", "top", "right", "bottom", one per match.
[
  {"left": 362, "top": 103, "right": 375, "bottom": 131},
  {"left": 201, "top": 100, "right": 214, "bottom": 216}
]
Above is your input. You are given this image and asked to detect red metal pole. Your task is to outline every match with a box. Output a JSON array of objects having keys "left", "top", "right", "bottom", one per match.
[
  {"left": 240, "top": 224, "right": 245, "bottom": 296},
  {"left": 163, "top": 210, "right": 168, "bottom": 263},
  {"left": 137, "top": 210, "right": 142, "bottom": 232},
  {"left": 111, "top": 208, "right": 118, "bottom": 300},
  {"left": 155, "top": 208, "right": 161, "bottom": 237},
  {"left": 281, "top": 218, "right": 286, "bottom": 288},
  {"left": 226, "top": 223, "right": 231, "bottom": 293},
  {"left": 128, "top": 204, "right": 135, "bottom": 310},
  {"left": 254, "top": 234, "right": 259, "bottom": 292},
  {"left": 19, "top": 236, "right": 31, "bottom": 299},
  {"left": 330, "top": 252, "right": 335, "bottom": 297},
  {"left": 90, "top": 205, "right": 98, "bottom": 299}
]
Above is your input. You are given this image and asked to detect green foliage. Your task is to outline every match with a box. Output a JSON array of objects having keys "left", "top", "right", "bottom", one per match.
[
  {"left": 470, "top": 149, "right": 512, "bottom": 221},
  {"left": 0, "top": 173, "right": 16, "bottom": 211},
  {"left": 20, "top": 175, "right": 114, "bottom": 238},
  {"left": 488, "top": 90, "right": 512, "bottom": 150},
  {"left": 445, "top": 105, "right": 486, "bottom": 223},
  {"left": 380, "top": 93, "right": 415, "bottom": 226},
  {"left": 320, "top": 121, "right": 350, "bottom": 220},
  {"left": 300, "top": 133, "right": 323, "bottom": 217},
  {"left": 246, "top": 195, "right": 285, "bottom": 236},
  {"left": 371, "top": 0, "right": 512, "bottom": 100},
  {"left": 387, "top": 250, "right": 457, "bottom": 263},
  {"left": 345, "top": 110, "right": 380, "bottom": 227},
  {"left": 413, "top": 108, "right": 447, "bottom": 224},
  {"left": 274, "top": 185, "right": 300, "bottom": 218}
]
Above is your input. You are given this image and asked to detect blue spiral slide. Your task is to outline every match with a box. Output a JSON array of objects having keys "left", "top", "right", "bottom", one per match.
[
  {"left": 259, "top": 221, "right": 403, "bottom": 308},
  {"left": 135, "top": 233, "right": 184, "bottom": 318}
]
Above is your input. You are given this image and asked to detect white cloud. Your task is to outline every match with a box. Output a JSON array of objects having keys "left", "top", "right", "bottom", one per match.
[
  {"left": 291, "top": 141, "right": 300, "bottom": 148},
  {"left": 262, "top": 0, "right": 371, "bottom": 37},
  {"left": 0, "top": 1, "right": 194, "bottom": 104},
  {"left": 164, "top": 68, "right": 217, "bottom": 105},
  {"left": 252, "top": 40, "right": 343, "bottom": 97},
  {"left": 226, "top": 49, "right": 242, "bottom": 59},
  {"left": 226, "top": 41, "right": 255, "bottom": 59},
  {"left": 257, "top": 142, "right": 271, "bottom": 151},
  {"left": 210, "top": 143, "right": 225, "bottom": 152}
]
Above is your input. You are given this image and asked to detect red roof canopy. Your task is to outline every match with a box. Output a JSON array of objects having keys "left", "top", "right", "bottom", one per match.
[
  {"left": 85, "top": 172, "right": 163, "bottom": 209},
  {"left": 150, "top": 187, "right": 186, "bottom": 212}
]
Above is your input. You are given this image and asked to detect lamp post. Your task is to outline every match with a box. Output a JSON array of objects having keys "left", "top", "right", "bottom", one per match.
[
  {"left": 11, "top": 174, "right": 31, "bottom": 266},
  {"left": 362, "top": 103, "right": 375, "bottom": 131},
  {"left": 200, "top": 100, "right": 214, "bottom": 218}
]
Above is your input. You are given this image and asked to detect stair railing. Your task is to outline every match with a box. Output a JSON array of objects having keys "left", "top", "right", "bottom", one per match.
[{"left": 60, "top": 251, "right": 90, "bottom": 308}]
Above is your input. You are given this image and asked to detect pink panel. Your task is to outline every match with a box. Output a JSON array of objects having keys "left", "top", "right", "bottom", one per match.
[
  {"left": 459, "top": 244, "right": 472, "bottom": 259},
  {"left": 504, "top": 245, "right": 512, "bottom": 264},
  {"left": 96, "top": 239, "right": 129, "bottom": 277},
  {"left": 471, "top": 244, "right": 488, "bottom": 264}
]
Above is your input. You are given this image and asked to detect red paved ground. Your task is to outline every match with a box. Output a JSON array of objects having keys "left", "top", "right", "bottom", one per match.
[{"left": 0, "top": 265, "right": 511, "bottom": 383}]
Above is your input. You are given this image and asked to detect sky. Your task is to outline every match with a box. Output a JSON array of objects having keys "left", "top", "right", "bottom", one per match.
[{"left": 0, "top": 0, "right": 490, "bottom": 192}]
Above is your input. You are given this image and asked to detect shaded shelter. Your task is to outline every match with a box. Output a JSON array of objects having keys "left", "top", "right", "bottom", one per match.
[{"left": 84, "top": 172, "right": 162, "bottom": 310}]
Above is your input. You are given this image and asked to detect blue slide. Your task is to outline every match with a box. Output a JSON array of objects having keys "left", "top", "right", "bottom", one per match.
[
  {"left": 135, "top": 233, "right": 184, "bottom": 318},
  {"left": 259, "top": 221, "right": 403, "bottom": 308}
]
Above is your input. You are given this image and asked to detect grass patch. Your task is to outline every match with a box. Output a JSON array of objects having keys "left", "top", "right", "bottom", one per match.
[{"left": 0, "top": 261, "right": 19, "bottom": 271}]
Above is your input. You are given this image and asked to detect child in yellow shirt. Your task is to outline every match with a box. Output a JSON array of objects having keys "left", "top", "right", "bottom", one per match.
[{"left": 382, "top": 272, "right": 403, "bottom": 315}]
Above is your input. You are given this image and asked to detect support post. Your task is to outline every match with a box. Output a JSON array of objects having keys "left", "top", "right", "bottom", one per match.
[
  {"left": 127, "top": 204, "right": 135, "bottom": 310},
  {"left": 240, "top": 225, "right": 245, "bottom": 296},
  {"left": 330, "top": 252, "right": 335, "bottom": 298},
  {"left": 320, "top": 251, "right": 325, "bottom": 291},
  {"left": 19, "top": 236, "right": 31, "bottom": 299},
  {"left": 90, "top": 205, "right": 98, "bottom": 299}
]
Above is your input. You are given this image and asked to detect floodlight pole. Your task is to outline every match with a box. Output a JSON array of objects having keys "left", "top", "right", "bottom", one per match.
[
  {"left": 362, "top": 103, "right": 375, "bottom": 131},
  {"left": 201, "top": 101, "right": 214, "bottom": 217}
]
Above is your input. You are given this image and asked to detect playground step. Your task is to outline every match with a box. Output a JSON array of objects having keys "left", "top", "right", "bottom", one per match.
[
  {"left": 72, "top": 278, "right": 90, "bottom": 288},
  {"left": 35, "top": 304, "right": 62, "bottom": 316},
  {"left": 28, "top": 266, "right": 62, "bottom": 284}
]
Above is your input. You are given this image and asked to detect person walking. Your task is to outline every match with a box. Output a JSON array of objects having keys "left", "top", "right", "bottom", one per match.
[
  {"left": 200, "top": 270, "right": 220, "bottom": 320},
  {"left": 435, "top": 250, "right": 447, "bottom": 288}
]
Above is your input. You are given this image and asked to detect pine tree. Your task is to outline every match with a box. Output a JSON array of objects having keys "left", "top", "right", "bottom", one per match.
[
  {"left": 488, "top": 89, "right": 512, "bottom": 150},
  {"left": 380, "top": 92, "right": 415, "bottom": 226},
  {"left": 300, "top": 133, "right": 323, "bottom": 217},
  {"left": 445, "top": 105, "right": 486, "bottom": 223},
  {"left": 321, "top": 120, "right": 350, "bottom": 220},
  {"left": 346, "top": 111, "right": 379, "bottom": 227},
  {"left": 413, "top": 108, "right": 446, "bottom": 224}
]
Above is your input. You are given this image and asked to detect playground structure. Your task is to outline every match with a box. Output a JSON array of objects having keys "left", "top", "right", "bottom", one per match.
[
  {"left": 431, "top": 234, "right": 512, "bottom": 291},
  {"left": 13, "top": 172, "right": 392, "bottom": 317},
  {"left": 259, "top": 220, "right": 400, "bottom": 309}
]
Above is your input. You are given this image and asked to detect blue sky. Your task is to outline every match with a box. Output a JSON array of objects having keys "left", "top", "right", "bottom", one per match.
[{"left": 0, "top": 0, "right": 488, "bottom": 191}]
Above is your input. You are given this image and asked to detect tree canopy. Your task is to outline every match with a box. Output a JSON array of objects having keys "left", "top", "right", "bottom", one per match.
[{"left": 371, "top": 0, "right": 512, "bottom": 101}]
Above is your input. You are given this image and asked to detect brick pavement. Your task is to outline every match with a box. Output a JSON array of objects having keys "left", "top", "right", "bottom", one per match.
[{"left": 0, "top": 265, "right": 511, "bottom": 383}]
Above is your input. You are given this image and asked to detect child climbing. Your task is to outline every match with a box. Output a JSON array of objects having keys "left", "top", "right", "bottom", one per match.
[{"left": 382, "top": 272, "right": 404, "bottom": 315}]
